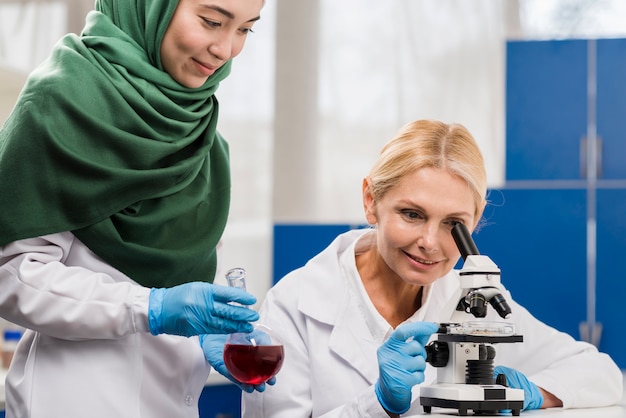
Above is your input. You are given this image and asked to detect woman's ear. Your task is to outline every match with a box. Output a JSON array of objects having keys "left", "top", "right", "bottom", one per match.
[{"left": 362, "top": 177, "right": 377, "bottom": 225}]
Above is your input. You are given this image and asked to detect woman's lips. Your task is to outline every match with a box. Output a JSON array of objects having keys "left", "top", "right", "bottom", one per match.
[
  {"left": 405, "top": 251, "right": 439, "bottom": 270},
  {"left": 193, "top": 59, "right": 217, "bottom": 76}
]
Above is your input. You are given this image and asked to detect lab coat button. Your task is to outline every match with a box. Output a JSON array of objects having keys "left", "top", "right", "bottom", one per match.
[{"left": 185, "top": 394, "right": 193, "bottom": 406}]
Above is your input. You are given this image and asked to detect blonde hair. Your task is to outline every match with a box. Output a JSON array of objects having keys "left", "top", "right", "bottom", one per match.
[{"left": 367, "top": 119, "right": 487, "bottom": 219}]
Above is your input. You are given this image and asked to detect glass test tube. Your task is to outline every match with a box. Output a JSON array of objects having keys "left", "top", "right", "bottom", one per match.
[{"left": 225, "top": 267, "right": 247, "bottom": 291}]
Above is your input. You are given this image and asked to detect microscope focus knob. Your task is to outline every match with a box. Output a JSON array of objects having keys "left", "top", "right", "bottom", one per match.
[
  {"left": 496, "top": 373, "right": 508, "bottom": 386},
  {"left": 425, "top": 341, "right": 449, "bottom": 368}
]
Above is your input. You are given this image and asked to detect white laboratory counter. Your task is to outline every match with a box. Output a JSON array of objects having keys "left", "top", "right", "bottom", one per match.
[
  {"left": 410, "top": 404, "right": 626, "bottom": 417},
  {"left": 407, "top": 373, "right": 626, "bottom": 417},
  {"left": 1, "top": 369, "right": 624, "bottom": 416}
]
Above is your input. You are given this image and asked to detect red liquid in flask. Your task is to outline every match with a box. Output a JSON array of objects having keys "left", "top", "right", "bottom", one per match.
[{"left": 224, "top": 344, "right": 285, "bottom": 385}]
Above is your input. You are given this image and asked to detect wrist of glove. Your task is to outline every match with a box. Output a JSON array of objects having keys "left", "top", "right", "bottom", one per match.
[
  {"left": 148, "top": 282, "right": 259, "bottom": 337},
  {"left": 199, "top": 334, "right": 275, "bottom": 393},
  {"left": 375, "top": 322, "right": 439, "bottom": 415},
  {"left": 494, "top": 365, "right": 544, "bottom": 410}
]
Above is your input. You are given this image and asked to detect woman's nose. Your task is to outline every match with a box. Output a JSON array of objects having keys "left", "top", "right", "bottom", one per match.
[
  {"left": 208, "top": 31, "right": 234, "bottom": 61},
  {"left": 417, "top": 224, "right": 438, "bottom": 253}
]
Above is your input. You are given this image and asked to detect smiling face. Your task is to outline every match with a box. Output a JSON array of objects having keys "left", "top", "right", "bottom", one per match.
[
  {"left": 363, "top": 166, "right": 478, "bottom": 286},
  {"left": 160, "top": 0, "right": 263, "bottom": 88}
]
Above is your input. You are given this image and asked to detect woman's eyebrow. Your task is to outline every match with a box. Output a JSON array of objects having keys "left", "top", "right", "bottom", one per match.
[
  {"left": 201, "top": 4, "right": 261, "bottom": 23},
  {"left": 447, "top": 211, "right": 472, "bottom": 218},
  {"left": 398, "top": 200, "right": 471, "bottom": 219}
]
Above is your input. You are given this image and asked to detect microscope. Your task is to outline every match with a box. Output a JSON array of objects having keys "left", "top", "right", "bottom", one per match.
[{"left": 419, "top": 223, "right": 525, "bottom": 416}]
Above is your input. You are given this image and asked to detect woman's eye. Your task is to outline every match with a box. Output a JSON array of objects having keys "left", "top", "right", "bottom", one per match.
[
  {"left": 401, "top": 210, "right": 423, "bottom": 220},
  {"left": 239, "top": 27, "right": 254, "bottom": 35},
  {"left": 445, "top": 219, "right": 464, "bottom": 228},
  {"left": 201, "top": 18, "right": 221, "bottom": 28}
]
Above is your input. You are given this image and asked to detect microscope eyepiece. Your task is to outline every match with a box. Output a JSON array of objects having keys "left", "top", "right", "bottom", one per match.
[{"left": 451, "top": 223, "right": 479, "bottom": 260}]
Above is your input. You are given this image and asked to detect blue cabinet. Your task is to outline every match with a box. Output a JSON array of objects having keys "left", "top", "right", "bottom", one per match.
[
  {"left": 506, "top": 38, "right": 626, "bottom": 181},
  {"left": 199, "top": 384, "right": 241, "bottom": 418},
  {"left": 597, "top": 39, "right": 626, "bottom": 180},
  {"left": 493, "top": 38, "right": 626, "bottom": 369},
  {"left": 273, "top": 223, "right": 364, "bottom": 284},
  {"left": 595, "top": 189, "right": 626, "bottom": 369},
  {"left": 506, "top": 40, "right": 587, "bottom": 181}
]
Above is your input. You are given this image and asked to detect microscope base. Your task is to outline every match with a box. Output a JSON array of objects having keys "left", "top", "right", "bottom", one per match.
[{"left": 420, "top": 384, "right": 524, "bottom": 416}]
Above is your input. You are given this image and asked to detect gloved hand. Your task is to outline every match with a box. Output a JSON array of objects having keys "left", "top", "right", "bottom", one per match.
[
  {"left": 494, "top": 365, "right": 544, "bottom": 410},
  {"left": 374, "top": 322, "right": 439, "bottom": 415},
  {"left": 199, "top": 334, "right": 276, "bottom": 393},
  {"left": 148, "top": 282, "right": 259, "bottom": 337}
]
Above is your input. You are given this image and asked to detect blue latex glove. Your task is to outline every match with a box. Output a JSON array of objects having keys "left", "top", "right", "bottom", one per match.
[
  {"left": 374, "top": 322, "right": 439, "bottom": 415},
  {"left": 148, "top": 282, "right": 259, "bottom": 337},
  {"left": 494, "top": 365, "right": 544, "bottom": 410},
  {"left": 199, "top": 334, "right": 276, "bottom": 393}
]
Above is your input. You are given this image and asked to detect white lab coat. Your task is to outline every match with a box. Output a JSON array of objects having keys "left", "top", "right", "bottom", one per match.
[
  {"left": 242, "top": 229, "right": 623, "bottom": 417},
  {"left": 0, "top": 232, "right": 211, "bottom": 418}
]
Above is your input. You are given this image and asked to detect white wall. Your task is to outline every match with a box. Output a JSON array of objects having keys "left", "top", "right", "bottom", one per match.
[{"left": 0, "top": 66, "right": 26, "bottom": 125}]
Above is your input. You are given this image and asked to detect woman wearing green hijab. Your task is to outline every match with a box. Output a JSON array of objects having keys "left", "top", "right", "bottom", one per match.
[{"left": 0, "top": 0, "right": 266, "bottom": 416}]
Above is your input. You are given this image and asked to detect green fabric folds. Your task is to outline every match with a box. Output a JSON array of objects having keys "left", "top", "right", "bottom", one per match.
[{"left": 0, "top": 0, "right": 233, "bottom": 287}]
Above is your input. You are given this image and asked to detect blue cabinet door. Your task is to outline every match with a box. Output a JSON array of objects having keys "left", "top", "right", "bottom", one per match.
[
  {"left": 597, "top": 38, "right": 626, "bottom": 180},
  {"left": 199, "top": 384, "right": 241, "bottom": 418},
  {"left": 596, "top": 189, "right": 626, "bottom": 369},
  {"left": 273, "top": 223, "right": 364, "bottom": 284},
  {"left": 507, "top": 38, "right": 626, "bottom": 181},
  {"left": 474, "top": 188, "right": 587, "bottom": 340},
  {"left": 505, "top": 38, "right": 626, "bottom": 369},
  {"left": 506, "top": 40, "right": 588, "bottom": 180}
]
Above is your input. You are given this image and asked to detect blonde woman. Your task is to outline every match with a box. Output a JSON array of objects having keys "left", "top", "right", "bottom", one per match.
[{"left": 243, "top": 119, "right": 623, "bottom": 417}]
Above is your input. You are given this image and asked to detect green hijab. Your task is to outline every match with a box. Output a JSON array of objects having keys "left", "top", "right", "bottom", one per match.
[{"left": 0, "top": 0, "right": 232, "bottom": 287}]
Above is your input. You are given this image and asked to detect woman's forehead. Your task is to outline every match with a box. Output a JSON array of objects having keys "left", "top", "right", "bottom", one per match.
[{"left": 385, "top": 168, "right": 476, "bottom": 216}]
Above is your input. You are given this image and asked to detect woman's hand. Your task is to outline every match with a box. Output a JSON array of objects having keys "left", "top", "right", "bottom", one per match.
[
  {"left": 199, "top": 334, "right": 275, "bottom": 393},
  {"left": 374, "top": 322, "right": 439, "bottom": 415},
  {"left": 148, "top": 282, "right": 259, "bottom": 337},
  {"left": 494, "top": 365, "right": 552, "bottom": 410}
]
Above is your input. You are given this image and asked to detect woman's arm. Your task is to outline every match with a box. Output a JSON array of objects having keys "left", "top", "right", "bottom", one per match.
[
  {"left": 0, "top": 232, "right": 150, "bottom": 340},
  {"left": 497, "top": 297, "right": 623, "bottom": 409}
]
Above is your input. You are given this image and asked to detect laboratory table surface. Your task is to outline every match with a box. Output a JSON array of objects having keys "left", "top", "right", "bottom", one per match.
[
  {"left": 406, "top": 372, "right": 626, "bottom": 417},
  {"left": 408, "top": 404, "right": 626, "bottom": 417},
  {"left": 0, "top": 369, "right": 624, "bottom": 417}
]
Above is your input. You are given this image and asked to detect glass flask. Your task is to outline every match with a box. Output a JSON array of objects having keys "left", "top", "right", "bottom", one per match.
[{"left": 223, "top": 267, "right": 285, "bottom": 385}]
